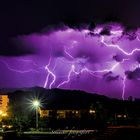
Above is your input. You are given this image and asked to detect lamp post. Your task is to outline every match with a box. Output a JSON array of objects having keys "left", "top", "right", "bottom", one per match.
[{"left": 33, "top": 100, "right": 40, "bottom": 130}]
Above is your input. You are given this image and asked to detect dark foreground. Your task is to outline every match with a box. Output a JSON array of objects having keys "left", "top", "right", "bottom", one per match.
[{"left": 2, "top": 126, "right": 140, "bottom": 140}]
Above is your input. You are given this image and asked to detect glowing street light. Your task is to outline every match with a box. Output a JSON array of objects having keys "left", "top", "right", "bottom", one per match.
[
  {"left": 33, "top": 100, "right": 40, "bottom": 107},
  {"left": 33, "top": 100, "right": 40, "bottom": 130}
]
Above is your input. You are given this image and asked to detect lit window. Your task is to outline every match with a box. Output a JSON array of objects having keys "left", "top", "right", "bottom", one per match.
[
  {"left": 76, "top": 111, "right": 79, "bottom": 114},
  {"left": 124, "top": 115, "right": 127, "bottom": 118},
  {"left": 117, "top": 115, "right": 122, "bottom": 118}
]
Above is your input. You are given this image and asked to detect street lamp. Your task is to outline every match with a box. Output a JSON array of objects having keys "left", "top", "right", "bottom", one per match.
[{"left": 33, "top": 100, "right": 40, "bottom": 130}]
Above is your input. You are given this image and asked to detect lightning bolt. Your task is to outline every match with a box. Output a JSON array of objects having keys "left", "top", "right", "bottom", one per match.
[
  {"left": 57, "top": 65, "right": 75, "bottom": 88},
  {"left": 100, "top": 33, "right": 140, "bottom": 99},
  {"left": 17, "top": 58, "right": 38, "bottom": 66},
  {"left": 2, "top": 27, "right": 139, "bottom": 100},
  {"left": 100, "top": 36, "right": 140, "bottom": 56},
  {"left": 64, "top": 46, "right": 74, "bottom": 59},
  {"left": 57, "top": 57, "right": 129, "bottom": 100},
  {"left": 57, "top": 61, "right": 119, "bottom": 87},
  {"left": 0, "top": 59, "right": 40, "bottom": 73},
  {"left": 91, "top": 62, "right": 119, "bottom": 74},
  {"left": 44, "top": 57, "right": 56, "bottom": 89},
  {"left": 110, "top": 30, "right": 123, "bottom": 35},
  {"left": 0, "top": 58, "right": 57, "bottom": 90},
  {"left": 122, "top": 76, "right": 126, "bottom": 100}
]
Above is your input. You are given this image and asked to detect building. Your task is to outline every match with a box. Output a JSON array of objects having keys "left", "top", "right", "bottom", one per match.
[
  {"left": 39, "top": 108, "right": 96, "bottom": 129},
  {"left": 39, "top": 109, "right": 96, "bottom": 119},
  {"left": 0, "top": 95, "right": 9, "bottom": 116}
]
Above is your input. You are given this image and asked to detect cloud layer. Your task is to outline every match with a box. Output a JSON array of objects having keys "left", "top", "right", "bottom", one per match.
[{"left": 1, "top": 23, "right": 140, "bottom": 99}]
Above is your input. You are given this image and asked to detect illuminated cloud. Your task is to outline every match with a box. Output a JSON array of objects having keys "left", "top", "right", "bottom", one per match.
[{"left": 1, "top": 23, "right": 140, "bottom": 99}]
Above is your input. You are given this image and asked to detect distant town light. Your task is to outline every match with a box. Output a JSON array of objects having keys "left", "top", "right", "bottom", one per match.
[
  {"left": 117, "top": 115, "right": 122, "bottom": 118},
  {"left": 76, "top": 111, "right": 79, "bottom": 114},
  {"left": 2, "top": 113, "right": 7, "bottom": 117},
  {"left": 2, "top": 125, "right": 12, "bottom": 128},
  {"left": 124, "top": 115, "right": 127, "bottom": 118},
  {"left": 89, "top": 110, "right": 95, "bottom": 114},
  {"left": 0, "top": 110, "right": 3, "bottom": 115}
]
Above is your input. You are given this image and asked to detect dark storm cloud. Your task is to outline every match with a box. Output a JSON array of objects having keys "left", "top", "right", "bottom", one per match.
[
  {"left": 103, "top": 72, "right": 119, "bottom": 82},
  {"left": 0, "top": 0, "right": 140, "bottom": 36},
  {"left": 100, "top": 27, "right": 111, "bottom": 35},
  {"left": 1, "top": 0, "right": 140, "bottom": 56},
  {"left": 0, "top": 39, "right": 36, "bottom": 56},
  {"left": 113, "top": 55, "right": 123, "bottom": 62},
  {"left": 105, "top": 75, "right": 120, "bottom": 82},
  {"left": 125, "top": 68, "right": 140, "bottom": 80},
  {"left": 136, "top": 55, "right": 140, "bottom": 63},
  {"left": 123, "top": 30, "right": 137, "bottom": 40}
]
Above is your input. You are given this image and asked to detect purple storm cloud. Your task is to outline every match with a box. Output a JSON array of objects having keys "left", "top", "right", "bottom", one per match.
[{"left": 1, "top": 23, "right": 140, "bottom": 100}]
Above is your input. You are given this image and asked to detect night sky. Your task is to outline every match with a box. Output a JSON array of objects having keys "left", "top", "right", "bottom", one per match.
[{"left": 1, "top": 0, "right": 140, "bottom": 99}]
